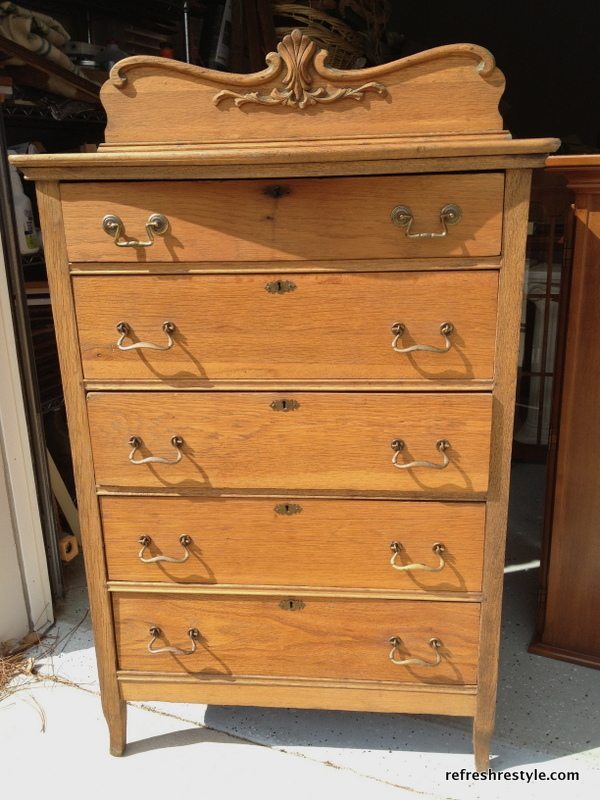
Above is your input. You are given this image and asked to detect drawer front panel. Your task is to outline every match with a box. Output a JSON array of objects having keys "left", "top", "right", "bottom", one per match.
[
  {"left": 74, "top": 271, "right": 498, "bottom": 383},
  {"left": 87, "top": 392, "right": 492, "bottom": 494},
  {"left": 113, "top": 594, "right": 480, "bottom": 684},
  {"left": 101, "top": 497, "right": 485, "bottom": 591},
  {"left": 61, "top": 174, "right": 504, "bottom": 263}
]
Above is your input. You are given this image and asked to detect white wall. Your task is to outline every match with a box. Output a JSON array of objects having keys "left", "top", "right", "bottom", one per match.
[
  {"left": 0, "top": 235, "right": 53, "bottom": 643},
  {"left": 0, "top": 448, "right": 30, "bottom": 641}
]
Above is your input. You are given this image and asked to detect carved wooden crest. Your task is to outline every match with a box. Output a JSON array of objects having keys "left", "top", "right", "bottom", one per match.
[
  {"left": 75, "top": 31, "right": 554, "bottom": 158},
  {"left": 213, "top": 29, "right": 387, "bottom": 110}
]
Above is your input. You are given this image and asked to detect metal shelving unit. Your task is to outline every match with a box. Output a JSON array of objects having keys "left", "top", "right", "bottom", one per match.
[
  {"left": 2, "top": 101, "right": 105, "bottom": 123},
  {"left": 0, "top": 0, "right": 210, "bottom": 601}
]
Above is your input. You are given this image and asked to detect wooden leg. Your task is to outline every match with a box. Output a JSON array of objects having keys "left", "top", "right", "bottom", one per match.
[
  {"left": 106, "top": 695, "right": 127, "bottom": 756},
  {"left": 473, "top": 717, "right": 492, "bottom": 772}
]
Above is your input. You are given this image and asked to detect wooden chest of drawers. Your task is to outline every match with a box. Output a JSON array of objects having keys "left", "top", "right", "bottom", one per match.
[{"left": 14, "top": 31, "right": 558, "bottom": 768}]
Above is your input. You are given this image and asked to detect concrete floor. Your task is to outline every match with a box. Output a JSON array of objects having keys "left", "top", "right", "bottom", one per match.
[{"left": 2, "top": 464, "right": 599, "bottom": 799}]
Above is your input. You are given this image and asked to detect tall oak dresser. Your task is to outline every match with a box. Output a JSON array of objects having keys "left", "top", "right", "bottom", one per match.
[{"left": 14, "top": 32, "right": 558, "bottom": 768}]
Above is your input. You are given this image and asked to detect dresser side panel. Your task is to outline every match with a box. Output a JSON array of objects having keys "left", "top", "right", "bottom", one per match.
[
  {"left": 474, "top": 168, "right": 533, "bottom": 756},
  {"left": 35, "top": 181, "right": 126, "bottom": 752}
]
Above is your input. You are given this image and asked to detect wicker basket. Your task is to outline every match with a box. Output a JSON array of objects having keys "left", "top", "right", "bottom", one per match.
[
  {"left": 273, "top": 3, "right": 364, "bottom": 68},
  {"left": 337, "top": 0, "right": 390, "bottom": 64}
]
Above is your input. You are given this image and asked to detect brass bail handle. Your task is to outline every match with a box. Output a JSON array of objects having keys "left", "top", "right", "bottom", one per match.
[
  {"left": 138, "top": 534, "right": 192, "bottom": 564},
  {"left": 390, "top": 203, "right": 462, "bottom": 239},
  {"left": 128, "top": 435, "right": 184, "bottom": 465},
  {"left": 116, "top": 321, "right": 176, "bottom": 351},
  {"left": 147, "top": 626, "right": 200, "bottom": 655},
  {"left": 389, "top": 542, "right": 446, "bottom": 572},
  {"left": 388, "top": 636, "right": 443, "bottom": 667},
  {"left": 391, "top": 439, "right": 450, "bottom": 470},
  {"left": 102, "top": 212, "right": 169, "bottom": 247},
  {"left": 391, "top": 322, "right": 454, "bottom": 353}
]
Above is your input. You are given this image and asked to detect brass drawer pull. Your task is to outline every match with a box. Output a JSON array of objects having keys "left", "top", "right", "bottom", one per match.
[
  {"left": 391, "top": 322, "right": 454, "bottom": 353},
  {"left": 391, "top": 203, "right": 461, "bottom": 239},
  {"left": 116, "top": 320, "right": 176, "bottom": 351},
  {"left": 102, "top": 212, "right": 169, "bottom": 247},
  {"left": 391, "top": 438, "right": 450, "bottom": 470},
  {"left": 388, "top": 636, "right": 443, "bottom": 667},
  {"left": 390, "top": 541, "right": 446, "bottom": 572},
  {"left": 138, "top": 534, "right": 192, "bottom": 563},
  {"left": 147, "top": 626, "right": 199, "bottom": 655},
  {"left": 128, "top": 435, "right": 184, "bottom": 465}
]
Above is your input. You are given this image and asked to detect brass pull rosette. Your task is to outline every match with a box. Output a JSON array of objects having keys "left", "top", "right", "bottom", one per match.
[
  {"left": 391, "top": 322, "right": 454, "bottom": 353},
  {"left": 102, "top": 212, "right": 169, "bottom": 247},
  {"left": 391, "top": 439, "right": 450, "bottom": 470},
  {"left": 390, "top": 203, "right": 461, "bottom": 239},
  {"left": 128, "top": 435, "right": 184, "bottom": 465},
  {"left": 138, "top": 534, "right": 192, "bottom": 564},
  {"left": 388, "top": 636, "right": 443, "bottom": 667},
  {"left": 389, "top": 541, "right": 446, "bottom": 572},
  {"left": 147, "top": 626, "right": 199, "bottom": 655},
  {"left": 116, "top": 321, "right": 175, "bottom": 351}
]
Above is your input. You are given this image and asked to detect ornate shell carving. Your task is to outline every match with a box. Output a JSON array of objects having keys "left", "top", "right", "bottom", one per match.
[{"left": 213, "top": 29, "right": 387, "bottom": 110}]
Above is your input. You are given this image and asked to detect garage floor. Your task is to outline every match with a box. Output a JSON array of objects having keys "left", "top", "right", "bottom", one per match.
[{"left": 2, "top": 464, "right": 599, "bottom": 799}]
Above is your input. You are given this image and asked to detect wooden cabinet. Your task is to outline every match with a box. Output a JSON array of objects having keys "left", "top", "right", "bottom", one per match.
[
  {"left": 529, "top": 156, "right": 600, "bottom": 669},
  {"left": 13, "top": 31, "right": 557, "bottom": 767}
]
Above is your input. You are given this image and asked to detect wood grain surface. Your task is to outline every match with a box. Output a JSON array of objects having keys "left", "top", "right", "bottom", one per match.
[
  {"left": 86, "top": 391, "right": 493, "bottom": 495},
  {"left": 35, "top": 181, "right": 127, "bottom": 754},
  {"left": 119, "top": 676, "right": 477, "bottom": 715},
  {"left": 20, "top": 27, "right": 554, "bottom": 763},
  {"left": 473, "top": 169, "right": 533, "bottom": 770},
  {"left": 61, "top": 174, "right": 504, "bottom": 262},
  {"left": 70, "top": 255, "right": 501, "bottom": 276},
  {"left": 100, "top": 496, "right": 485, "bottom": 591},
  {"left": 99, "top": 39, "right": 506, "bottom": 147},
  {"left": 14, "top": 151, "right": 556, "bottom": 184},
  {"left": 113, "top": 593, "right": 480, "bottom": 683},
  {"left": 535, "top": 170, "right": 600, "bottom": 663},
  {"left": 73, "top": 270, "right": 498, "bottom": 383}
]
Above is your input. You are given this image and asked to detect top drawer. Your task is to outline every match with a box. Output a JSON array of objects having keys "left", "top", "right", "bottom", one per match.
[{"left": 60, "top": 173, "right": 504, "bottom": 263}]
